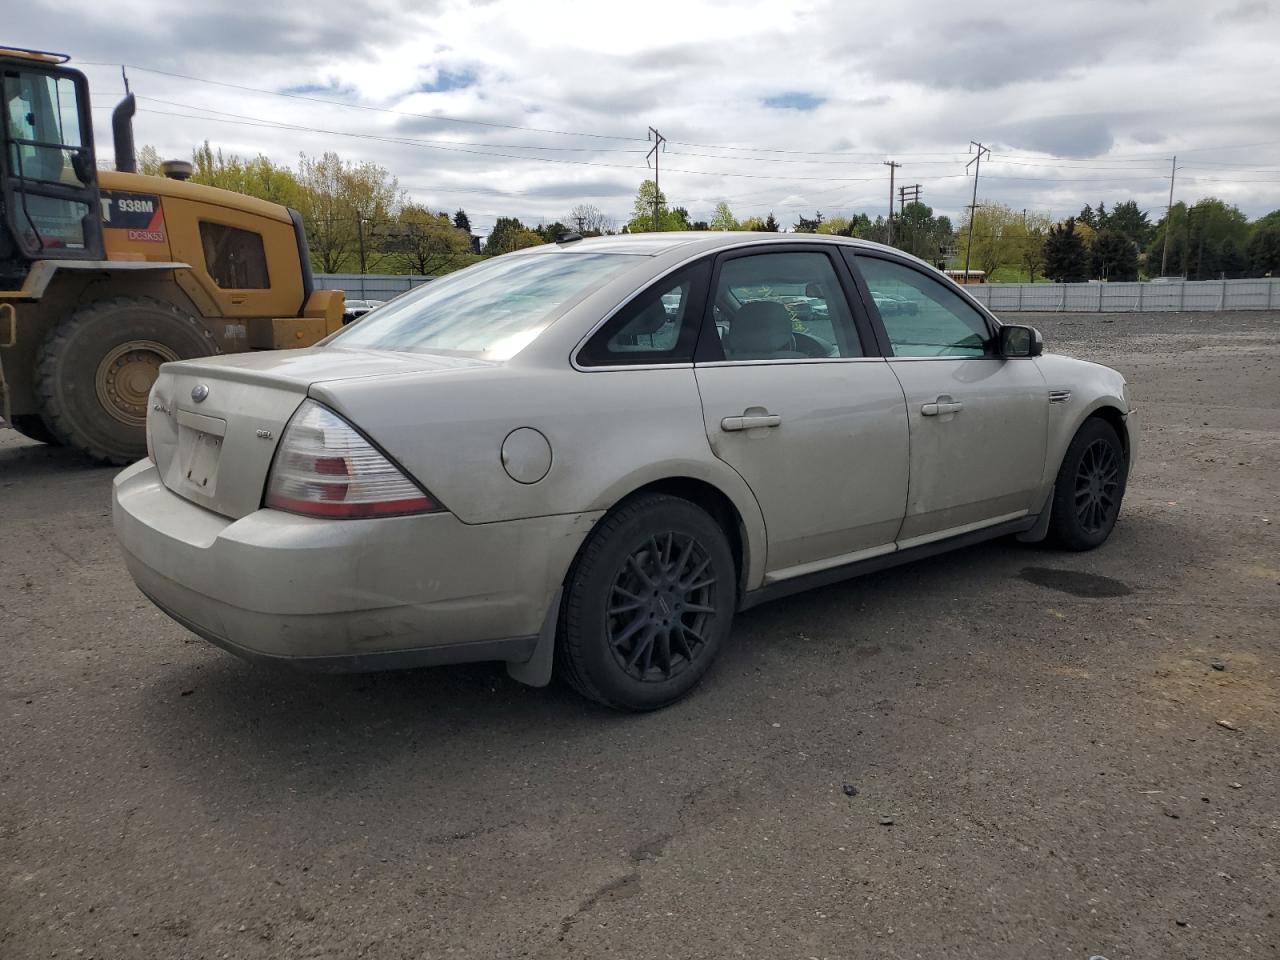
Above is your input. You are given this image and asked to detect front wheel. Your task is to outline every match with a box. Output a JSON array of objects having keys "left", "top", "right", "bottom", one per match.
[
  {"left": 1047, "top": 418, "right": 1128, "bottom": 551},
  {"left": 557, "top": 494, "right": 737, "bottom": 711}
]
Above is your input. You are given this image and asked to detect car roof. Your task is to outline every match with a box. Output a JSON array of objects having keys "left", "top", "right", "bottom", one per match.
[{"left": 510, "top": 231, "right": 901, "bottom": 258}]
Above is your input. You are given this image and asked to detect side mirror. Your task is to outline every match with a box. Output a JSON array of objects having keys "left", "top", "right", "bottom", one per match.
[
  {"left": 999, "top": 324, "right": 1043, "bottom": 358},
  {"left": 70, "top": 148, "right": 94, "bottom": 185}
]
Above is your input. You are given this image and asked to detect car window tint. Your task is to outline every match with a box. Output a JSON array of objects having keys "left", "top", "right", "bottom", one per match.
[
  {"left": 714, "top": 252, "right": 861, "bottom": 361},
  {"left": 330, "top": 252, "right": 638, "bottom": 358},
  {"left": 578, "top": 261, "right": 709, "bottom": 366},
  {"left": 855, "top": 256, "right": 992, "bottom": 358}
]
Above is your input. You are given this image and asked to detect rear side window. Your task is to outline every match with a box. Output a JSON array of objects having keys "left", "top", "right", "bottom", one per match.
[
  {"left": 199, "top": 222, "right": 270, "bottom": 289},
  {"left": 577, "top": 261, "right": 710, "bottom": 366}
]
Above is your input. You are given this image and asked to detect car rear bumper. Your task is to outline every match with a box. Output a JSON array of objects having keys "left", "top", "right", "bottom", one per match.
[{"left": 112, "top": 460, "right": 600, "bottom": 670}]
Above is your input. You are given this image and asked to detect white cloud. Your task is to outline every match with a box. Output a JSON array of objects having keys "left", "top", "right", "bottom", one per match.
[{"left": 11, "top": 0, "right": 1280, "bottom": 232}]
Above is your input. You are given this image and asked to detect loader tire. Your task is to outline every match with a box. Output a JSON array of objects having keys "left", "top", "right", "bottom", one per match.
[
  {"left": 7, "top": 414, "right": 61, "bottom": 446},
  {"left": 35, "top": 297, "right": 219, "bottom": 465}
]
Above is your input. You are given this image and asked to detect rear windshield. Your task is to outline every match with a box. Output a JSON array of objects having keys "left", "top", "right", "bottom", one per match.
[{"left": 328, "top": 252, "right": 637, "bottom": 358}]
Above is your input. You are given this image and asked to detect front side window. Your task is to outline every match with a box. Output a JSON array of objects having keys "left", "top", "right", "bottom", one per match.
[
  {"left": 3, "top": 70, "right": 83, "bottom": 184},
  {"left": 711, "top": 251, "right": 862, "bottom": 361},
  {"left": 577, "top": 261, "right": 709, "bottom": 366},
  {"left": 855, "top": 256, "right": 993, "bottom": 358},
  {"left": 199, "top": 222, "right": 270, "bottom": 289},
  {"left": 331, "top": 251, "right": 638, "bottom": 358}
]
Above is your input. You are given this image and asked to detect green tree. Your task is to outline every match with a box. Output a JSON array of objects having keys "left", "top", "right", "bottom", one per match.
[
  {"left": 1218, "top": 237, "right": 1247, "bottom": 279},
  {"left": 709, "top": 202, "right": 738, "bottom": 231},
  {"left": 763, "top": 212, "right": 780, "bottom": 232},
  {"left": 453, "top": 209, "right": 471, "bottom": 233},
  {"left": 1044, "top": 218, "right": 1089, "bottom": 282},
  {"left": 1246, "top": 225, "right": 1280, "bottom": 276},
  {"left": 957, "top": 203, "right": 1019, "bottom": 276},
  {"left": 386, "top": 204, "right": 473, "bottom": 274},
  {"left": 1077, "top": 204, "right": 1097, "bottom": 229},
  {"left": 1003, "top": 211, "right": 1052, "bottom": 282},
  {"left": 1091, "top": 229, "right": 1139, "bottom": 280},
  {"left": 626, "top": 180, "right": 688, "bottom": 231},
  {"left": 294, "top": 151, "right": 400, "bottom": 273},
  {"left": 1107, "top": 200, "right": 1151, "bottom": 246},
  {"left": 738, "top": 215, "right": 766, "bottom": 231},
  {"left": 486, "top": 217, "right": 544, "bottom": 254},
  {"left": 793, "top": 211, "right": 824, "bottom": 233}
]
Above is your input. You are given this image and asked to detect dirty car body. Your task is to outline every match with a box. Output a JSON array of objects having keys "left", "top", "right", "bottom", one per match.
[{"left": 113, "top": 233, "right": 1136, "bottom": 710}]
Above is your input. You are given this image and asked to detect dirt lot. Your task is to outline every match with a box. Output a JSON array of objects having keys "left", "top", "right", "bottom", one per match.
[{"left": 1, "top": 311, "right": 1277, "bottom": 960}]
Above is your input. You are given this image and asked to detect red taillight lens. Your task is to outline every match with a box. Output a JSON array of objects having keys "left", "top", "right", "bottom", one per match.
[{"left": 264, "top": 400, "right": 441, "bottom": 519}]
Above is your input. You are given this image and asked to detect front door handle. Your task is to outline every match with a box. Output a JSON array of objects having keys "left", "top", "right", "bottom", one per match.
[
  {"left": 921, "top": 396, "right": 964, "bottom": 417},
  {"left": 721, "top": 412, "right": 782, "bottom": 432}
]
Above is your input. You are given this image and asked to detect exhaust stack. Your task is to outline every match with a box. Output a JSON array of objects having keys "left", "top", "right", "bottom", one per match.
[{"left": 112, "top": 93, "right": 137, "bottom": 173}]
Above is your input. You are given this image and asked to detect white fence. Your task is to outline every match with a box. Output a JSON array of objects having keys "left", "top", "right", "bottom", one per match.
[
  {"left": 966, "top": 278, "right": 1280, "bottom": 313},
  {"left": 315, "top": 272, "right": 1280, "bottom": 313},
  {"left": 315, "top": 273, "right": 433, "bottom": 299}
]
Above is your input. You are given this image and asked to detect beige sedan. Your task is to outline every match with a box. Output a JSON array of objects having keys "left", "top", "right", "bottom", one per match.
[{"left": 113, "top": 233, "right": 1135, "bottom": 710}]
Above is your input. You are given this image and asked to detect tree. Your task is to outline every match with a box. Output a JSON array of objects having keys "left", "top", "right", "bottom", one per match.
[
  {"left": 709, "top": 202, "right": 738, "bottom": 231},
  {"left": 386, "top": 204, "right": 473, "bottom": 274},
  {"left": 763, "top": 212, "right": 780, "bottom": 232},
  {"left": 453, "top": 209, "right": 471, "bottom": 233},
  {"left": 956, "top": 202, "right": 1019, "bottom": 277},
  {"left": 1107, "top": 200, "right": 1151, "bottom": 247},
  {"left": 893, "top": 202, "right": 953, "bottom": 261},
  {"left": 739, "top": 215, "right": 766, "bottom": 231},
  {"left": 1246, "top": 225, "right": 1280, "bottom": 276},
  {"left": 1002, "top": 211, "right": 1052, "bottom": 281},
  {"left": 1218, "top": 238, "right": 1247, "bottom": 279},
  {"left": 1077, "top": 204, "right": 1097, "bottom": 229},
  {"left": 137, "top": 144, "right": 163, "bottom": 177},
  {"left": 816, "top": 216, "right": 853, "bottom": 237},
  {"left": 486, "top": 217, "right": 544, "bottom": 254},
  {"left": 294, "top": 151, "right": 400, "bottom": 273},
  {"left": 1044, "top": 218, "right": 1089, "bottom": 282},
  {"left": 793, "top": 211, "right": 824, "bottom": 233},
  {"left": 566, "top": 203, "right": 614, "bottom": 235},
  {"left": 626, "top": 180, "right": 687, "bottom": 231},
  {"left": 534, "top": 220, "right": 571, "bottom": 241},
  {"left": 1092, "top": 229, "right": 1139, "bottom": 281}
]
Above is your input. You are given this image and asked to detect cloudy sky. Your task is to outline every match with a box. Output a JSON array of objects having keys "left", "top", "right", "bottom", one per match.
[{"left": 12, "top": 0, "right": 1280, "bottom": 235}]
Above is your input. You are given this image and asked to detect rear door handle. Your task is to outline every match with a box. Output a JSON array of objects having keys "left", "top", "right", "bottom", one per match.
[
  {"left": 921, "top": 397, "right": 963, "bottom": 417},
  {"left": 721, "top": 413, "right": 782, "bottom": 431}
]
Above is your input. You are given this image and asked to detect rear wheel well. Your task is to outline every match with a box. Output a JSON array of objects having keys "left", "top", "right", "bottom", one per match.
[{"left": 611, "top": 478, "right": 747, "bottom": 592}]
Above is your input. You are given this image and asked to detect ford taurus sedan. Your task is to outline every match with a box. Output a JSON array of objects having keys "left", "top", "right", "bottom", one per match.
[{"left": 113, "top": 233, "right": 1135, "bottom": 710}]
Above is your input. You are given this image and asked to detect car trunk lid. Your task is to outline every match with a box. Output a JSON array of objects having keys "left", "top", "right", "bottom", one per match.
[{"left": 148, "top": 347, "right": 488, "bottom": 519}]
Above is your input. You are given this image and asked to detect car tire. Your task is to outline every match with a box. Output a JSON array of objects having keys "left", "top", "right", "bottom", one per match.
[
  {"left": 557, "top": 493, "right": 736, "bottom": 711},
  {"left": 1047, "top": 417, "right": 1128, "bottom": 551}
]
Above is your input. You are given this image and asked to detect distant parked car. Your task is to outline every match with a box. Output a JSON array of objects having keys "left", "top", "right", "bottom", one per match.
[
  {"left": 114, "top": 233, "right": 1135, "bottom": 711},
  {"left": 342, "top": 299, "right": 385, "bottom": 324}
]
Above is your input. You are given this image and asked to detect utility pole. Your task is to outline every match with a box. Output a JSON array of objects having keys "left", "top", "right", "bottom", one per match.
[
  {"left": 963, "top": 141, "right": 991, "bottom": 281},
  {"left": 647, "top": 127, "right": 666, "bottom": 233},
  {"left": 356, "top": 214, "right": 367, "bottom": 274},
  {"left": 1159, "top": 155, "right": 1178, "bottom": 277},
  {"left": 883, "top": 161, "right": 901, "bottom": 244}
]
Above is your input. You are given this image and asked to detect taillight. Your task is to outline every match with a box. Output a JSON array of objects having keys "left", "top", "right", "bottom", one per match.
[{"left": 264, "top": 399, "right": 442, "bottom": 519}]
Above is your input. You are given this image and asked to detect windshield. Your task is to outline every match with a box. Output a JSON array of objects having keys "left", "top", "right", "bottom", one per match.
[{"left": 330, "top": 251, "right": 638, "bottom": 358}]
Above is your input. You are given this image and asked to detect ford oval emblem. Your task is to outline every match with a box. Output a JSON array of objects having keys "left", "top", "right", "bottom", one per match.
[{"left": 191, "top": 384, "right": 209, "bottom": 403}]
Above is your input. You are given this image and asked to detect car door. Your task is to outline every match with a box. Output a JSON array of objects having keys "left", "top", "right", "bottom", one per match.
[
  {"left": 847, "top": 252, "right": 1048, "bottom": 547},
  {"left": 693, "top": 245, "right": 910, "bottom": 578}
]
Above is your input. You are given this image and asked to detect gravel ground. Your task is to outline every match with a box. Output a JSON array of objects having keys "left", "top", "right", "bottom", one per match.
[{"left": 1, "top": 311, "right": 1277, "bottom": 960}]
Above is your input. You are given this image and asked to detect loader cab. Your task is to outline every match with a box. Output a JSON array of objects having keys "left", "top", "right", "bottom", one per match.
[{"left": 0, "top": 48, "right": 103, "bottom": 284}]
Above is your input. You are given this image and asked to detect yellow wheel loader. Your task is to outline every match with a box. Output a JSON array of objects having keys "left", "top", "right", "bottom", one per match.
[{"left": 0, "top": 46, "right": 344, "bottom": 463}]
